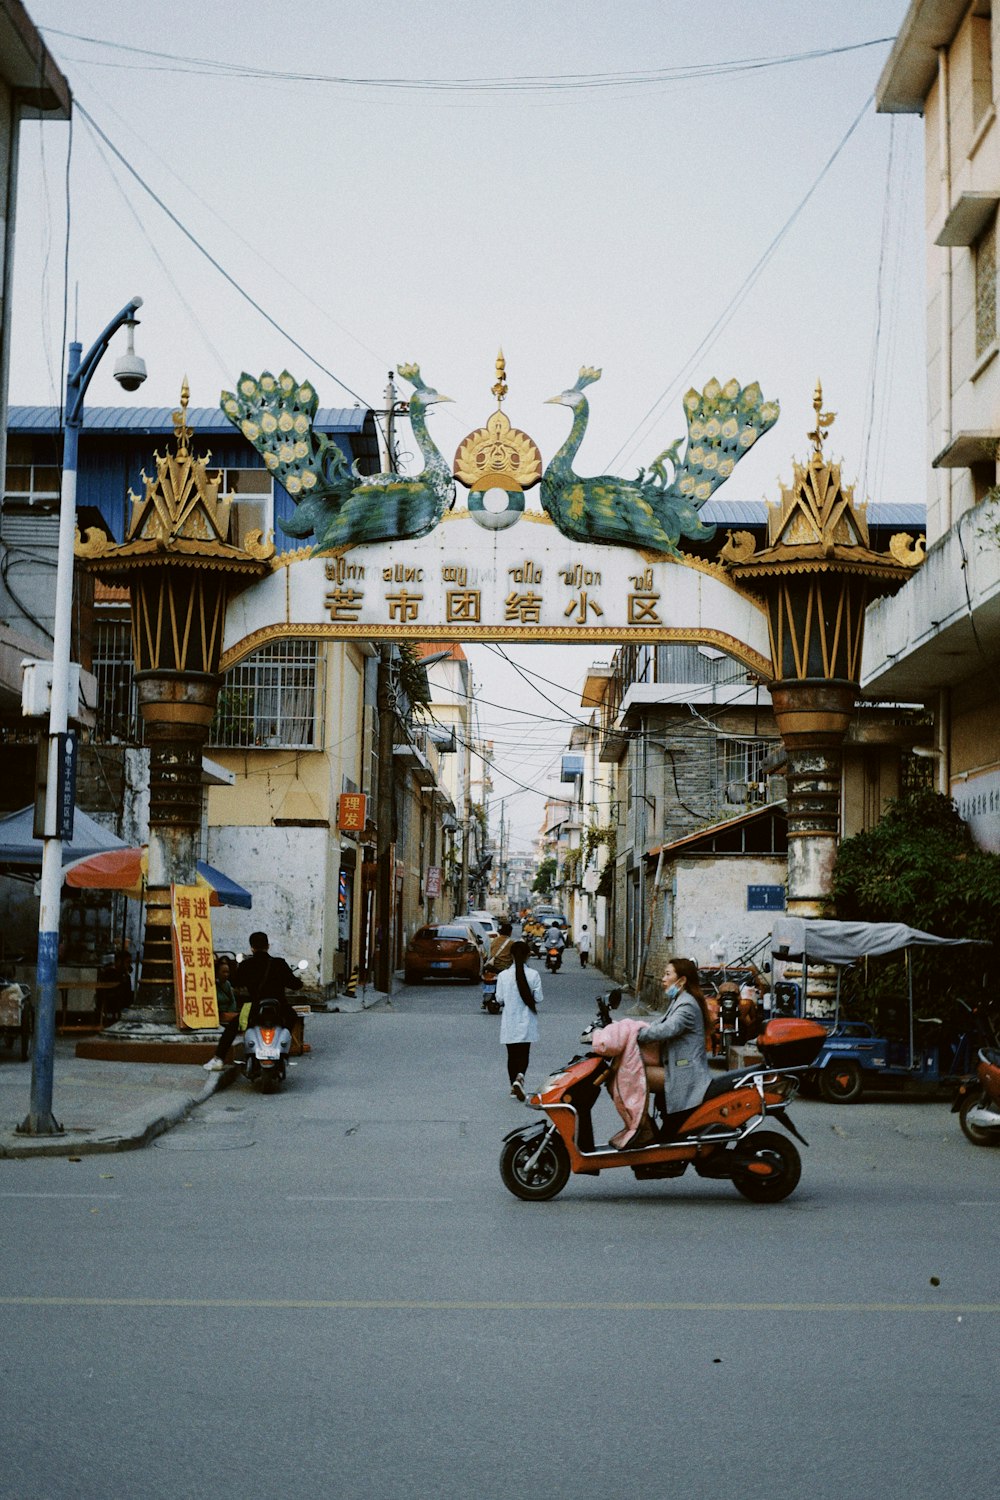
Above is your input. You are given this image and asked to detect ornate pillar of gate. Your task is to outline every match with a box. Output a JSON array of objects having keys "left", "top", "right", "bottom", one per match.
[
  {"left": 76, "top": 384, "right": 272, "bottom": 1015},
  {"left": 722, "top": 385, "right": 923, "bottom": 916}
]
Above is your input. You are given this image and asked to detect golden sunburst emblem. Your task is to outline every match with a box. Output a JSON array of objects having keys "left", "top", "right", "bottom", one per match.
[
  {"left": 453, "top": 408, "right": 543, "bottom": 491},
  {"left": 453, "top": 352, "right": 542, "bottom": 531}
]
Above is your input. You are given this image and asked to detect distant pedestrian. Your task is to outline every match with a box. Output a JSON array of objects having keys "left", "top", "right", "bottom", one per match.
[
  {"left": 577, "top": 924, "right": 593, "bottom": 968},
  {"left": 497, "top": 939, "right": 541, "bottom": 1100}
]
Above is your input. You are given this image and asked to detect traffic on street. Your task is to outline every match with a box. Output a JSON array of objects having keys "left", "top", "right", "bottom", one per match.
[{"left": 1, "top": 957, "right": 995, "bottom": 1500}]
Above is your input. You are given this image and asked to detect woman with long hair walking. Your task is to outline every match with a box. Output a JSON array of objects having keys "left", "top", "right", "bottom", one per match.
[{"left": 496, "top": 939, "right": 542, "bottom": 1100}]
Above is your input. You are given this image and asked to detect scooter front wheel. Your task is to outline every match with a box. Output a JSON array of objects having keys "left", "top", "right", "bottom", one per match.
[
  {"left": 731, "top": 1130, "right": 802, "bottom": 1203},
  {"left": 500, "top": 1131, "right": 570, "bottom": 1201}
]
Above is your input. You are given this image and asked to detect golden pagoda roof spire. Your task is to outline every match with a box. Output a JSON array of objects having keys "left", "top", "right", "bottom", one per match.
[
  {"left": 491, "top": 348, "right": 508, "bottom": 407},
  {"left": 75, "top": 381, "right": 274, "bottom": 568},
  {"left": 172, "top": 375, "right": 192, "bottom": 450},
  {"left": 718, "top": 381, "right": 925, "bottom": 578},
  {"left": 806, "top": 378, "right": 836, "bottom": 458}
]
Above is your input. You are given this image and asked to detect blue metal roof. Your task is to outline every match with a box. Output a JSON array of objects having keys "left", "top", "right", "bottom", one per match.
[
  {"left": 8, "top": 405, "right": 371, "bottom": 435},
  {"left": 701, "top": 499, "right": 926, "bottom": 527}
]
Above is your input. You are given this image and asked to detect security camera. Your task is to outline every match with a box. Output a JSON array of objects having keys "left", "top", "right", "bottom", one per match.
[
  {"left": 113, "top": 352, "right": 147, "bottom": 391},
  {"left": 113, "top": 311, "right": 146, "bottom": 391}
]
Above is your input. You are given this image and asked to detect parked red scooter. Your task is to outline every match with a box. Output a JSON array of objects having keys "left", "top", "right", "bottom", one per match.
[
  {"left": 952, "top": 1046, "right": 1000, "bottom": 1146},
  {"left": 500, "top": 989, "right": 825, "bottom": 1202}
]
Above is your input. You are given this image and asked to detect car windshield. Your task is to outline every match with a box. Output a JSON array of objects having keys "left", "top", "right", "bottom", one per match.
[{"left": 422, "top": 926, "right": 470, "bottom": 941}]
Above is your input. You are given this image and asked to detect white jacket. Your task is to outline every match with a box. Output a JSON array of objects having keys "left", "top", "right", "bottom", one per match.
[{"left": 497, "top": 964, "right": 542, "bottom": 1043}]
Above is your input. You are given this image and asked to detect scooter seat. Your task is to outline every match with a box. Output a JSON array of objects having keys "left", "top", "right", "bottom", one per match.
[{"left": 702, "top": 1067, "right": 759, "bottom": 1101}]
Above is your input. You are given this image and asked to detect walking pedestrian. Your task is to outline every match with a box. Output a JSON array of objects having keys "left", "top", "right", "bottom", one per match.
[
  {"left": 496, "top": 939, "right": 541, "bottom": 1100},
  {"left": 577, "top": 924, "right": 593, "bottom": 968}
]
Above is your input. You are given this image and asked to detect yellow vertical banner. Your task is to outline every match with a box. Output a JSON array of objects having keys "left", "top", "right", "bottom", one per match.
[{"left": 171, "top": 884, "right": 220, "bottom": 1029}]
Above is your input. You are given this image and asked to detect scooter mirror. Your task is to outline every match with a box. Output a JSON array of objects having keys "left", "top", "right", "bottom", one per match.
[{"left": 608, "top": 988, "right": 623, "bottom": 1010}]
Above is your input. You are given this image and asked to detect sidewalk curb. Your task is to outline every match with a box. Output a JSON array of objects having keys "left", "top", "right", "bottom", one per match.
[{"left": 0, "top": 1064, "right": 239, "bottom": 1160}]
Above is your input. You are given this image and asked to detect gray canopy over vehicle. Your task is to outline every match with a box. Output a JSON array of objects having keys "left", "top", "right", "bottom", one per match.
[{"left": 771, "top": 918, "right": 983, "bottom": 965}]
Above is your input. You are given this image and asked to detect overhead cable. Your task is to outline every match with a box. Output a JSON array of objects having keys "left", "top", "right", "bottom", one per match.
[{"left": 44, "top": 31, "right": 894, "bottom": 97}]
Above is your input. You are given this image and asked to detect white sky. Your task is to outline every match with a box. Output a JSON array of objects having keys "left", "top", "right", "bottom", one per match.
[{"left": 10, "top": 0, "right": 923, "bottom": 850}]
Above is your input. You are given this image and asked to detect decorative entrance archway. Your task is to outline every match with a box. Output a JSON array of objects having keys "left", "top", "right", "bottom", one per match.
[{"left": 77, "top": 359, "right": 924, "bottom": 1018}]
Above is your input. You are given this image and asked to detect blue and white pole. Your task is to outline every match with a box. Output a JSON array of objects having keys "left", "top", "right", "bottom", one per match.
[{"left": 22, "top": 297, "right": 143, "bottom": 1134}]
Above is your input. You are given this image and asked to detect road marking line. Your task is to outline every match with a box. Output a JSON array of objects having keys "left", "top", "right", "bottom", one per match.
[
  {"left": 286, "top": 1195, "right": 453, "bottom": 1203},
  {"left": 0, "top": 1297, "right": 997, "bottom": 1313},
  {"left": 0, "top": 1192, "right": 122, "bottom": 1200}
]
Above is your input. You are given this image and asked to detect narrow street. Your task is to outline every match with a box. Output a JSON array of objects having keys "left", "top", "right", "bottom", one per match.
[{"left": 1, "top": 961, "right": 996, "bottom": 1500}]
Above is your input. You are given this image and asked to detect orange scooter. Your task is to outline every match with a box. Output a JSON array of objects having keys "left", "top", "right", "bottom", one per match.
[{"left": 499, "top": 990, "right": 826, "bottom": 1203}]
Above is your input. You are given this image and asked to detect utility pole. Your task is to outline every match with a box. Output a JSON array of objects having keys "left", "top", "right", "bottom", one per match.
[
  {"left": 375, "top": 644, "right": 396, "bottom": 993},
  {"left": 383, "top": 371, "right": 401, "bottom": 474}
]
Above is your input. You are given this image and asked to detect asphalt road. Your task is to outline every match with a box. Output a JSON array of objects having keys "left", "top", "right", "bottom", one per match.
[{"left": 1, "top": 959, "right": 996, "bottom": 1500}]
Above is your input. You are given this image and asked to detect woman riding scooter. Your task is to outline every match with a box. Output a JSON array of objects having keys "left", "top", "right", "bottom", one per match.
[{"left": 634, "top": 957, "right": 712, "bottom": 1145}]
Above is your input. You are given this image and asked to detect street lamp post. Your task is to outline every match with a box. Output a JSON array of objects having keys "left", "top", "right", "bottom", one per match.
[{"left": 21, "top": 297, "right": 144, "bottom": 1135}]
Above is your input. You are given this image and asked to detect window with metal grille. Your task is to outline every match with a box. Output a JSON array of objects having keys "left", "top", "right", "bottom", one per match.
[
  {"left": 719, "top": 738, "right": 773, "bottom": 803},
  {"left": 93, "top": 615, "right": 143, "bottom": 744},
  {"left": 210, "top": 640, "right": 320, "bottom": 749},
  {"left": 976, "top": 214, "right": 997, "bottom": 358}
]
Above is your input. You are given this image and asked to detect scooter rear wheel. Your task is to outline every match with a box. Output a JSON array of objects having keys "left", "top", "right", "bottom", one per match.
[
  {"left": 731, "top": 1130, "right": 802, "bottom": 1203},
  {"left": 500, "top": 1132, "right": 571, "bottom": 1201},
  {"left": 959, "top": 1089, "right": 1000, "bottom": 1146}
]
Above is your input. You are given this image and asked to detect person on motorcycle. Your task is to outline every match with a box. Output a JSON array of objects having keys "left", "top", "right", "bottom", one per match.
[
  {"left": 204, "top": 932, "right": 303, "bottom": 1071},
  {"left": 482, "top": 921, "right": 515, "bottom": 1013},
  {"left": 635, "top": 957, "right": 712, "bottom": 1141},
  {"left": 543, "top": 922, "right": 565, "bottom": 970},
  {"left": 487, "top": 922, "right": 515, "bottom": 974}
]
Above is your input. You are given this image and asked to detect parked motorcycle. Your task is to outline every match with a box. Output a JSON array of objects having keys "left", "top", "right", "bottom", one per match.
[
  {"left": 481, "top": 970, "right": 502, "bottom": 1015},
  {"left": 242, "top": 997, "right": 293, "bottom": 1093},
  {"left": 499, "top": 989, "right": 825, "bottom": 1202},
  {"left": 0, "top": 980, "right": 31, "bottom": 1061},
  {"left": 952, "top": 1046, "right": 1000, "bottom": 1145},
  {"left": 544, "top": 944, "right": 563, "bottom": 974}
]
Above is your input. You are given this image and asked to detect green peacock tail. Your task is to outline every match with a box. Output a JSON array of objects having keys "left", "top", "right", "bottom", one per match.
[
  {"left": 661, "top": 377, "right": 780, "bottom": 510},
  {"left": 220, "top": 370, "right": 354, "bottom": 504}
]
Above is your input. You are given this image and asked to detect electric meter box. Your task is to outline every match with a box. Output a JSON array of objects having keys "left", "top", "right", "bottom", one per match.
[{"left": 21, "top": 659, "right": 81, "bottom": 719}]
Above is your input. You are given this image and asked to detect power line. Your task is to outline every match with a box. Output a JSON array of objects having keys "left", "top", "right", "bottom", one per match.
[
  {"left": 76, "top": 75, "right": 400, "bottom": 381},
  {"left": 73, "top": 99, "right": 379, "bottom": 412},
  {"left": 604, "top": 92, "right": 874, "bottom": 473},
  {"left": 44, "top": 31, "right": 895, "bottom": 97}
]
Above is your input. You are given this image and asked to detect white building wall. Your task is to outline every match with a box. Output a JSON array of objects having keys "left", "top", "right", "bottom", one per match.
[
  {"left": 207, "top": 824, "right": 330, "bottom": 975},
  {"left": 671, "top": 855, "right": 787, "bottom": 971}
]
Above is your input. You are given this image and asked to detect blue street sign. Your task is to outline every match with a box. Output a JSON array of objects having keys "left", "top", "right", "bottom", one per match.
[
  {"left": 55, "top": 732, "right": 77, "bottom": 840},
  {"left": 747, "top": 883, "right": 784, "bottom": 912}
]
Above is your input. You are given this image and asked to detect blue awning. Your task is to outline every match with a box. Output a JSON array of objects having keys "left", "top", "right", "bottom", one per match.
[{"left": 197, "top": 860, "right": 252, "bottom": 910}]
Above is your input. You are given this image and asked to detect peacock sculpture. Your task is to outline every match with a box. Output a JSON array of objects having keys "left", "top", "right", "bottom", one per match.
[
  {"left": 541, "top": 369, "right": 780, "bottom": 555},
  {"left": 220, "top": 365, "right": 456, "bottom": 551}
]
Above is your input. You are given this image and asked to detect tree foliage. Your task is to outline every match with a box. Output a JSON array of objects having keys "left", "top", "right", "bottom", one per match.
[
  {"left": 833, "top": 791, "right": 999, "bottom": 1015},
  {"left": 532, "top": 856, "right": 557, "bottom": 897},
  {"left": 833, "top": 790, "right": 1000, "bottom": 942}
]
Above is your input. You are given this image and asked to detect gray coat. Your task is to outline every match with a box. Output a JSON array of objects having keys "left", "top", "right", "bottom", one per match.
[{"left": 637, "top": 992, "right": 712, "bottom": 1114}]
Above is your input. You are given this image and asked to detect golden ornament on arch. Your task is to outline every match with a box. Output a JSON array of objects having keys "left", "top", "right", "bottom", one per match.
[{"left": 453, "top": 409, "right": 542, "bottom": 491}]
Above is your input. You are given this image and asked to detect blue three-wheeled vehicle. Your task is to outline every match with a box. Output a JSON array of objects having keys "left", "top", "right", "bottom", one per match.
[{"left": 769, "top": 918, "right": 991, "bottom": 1103}]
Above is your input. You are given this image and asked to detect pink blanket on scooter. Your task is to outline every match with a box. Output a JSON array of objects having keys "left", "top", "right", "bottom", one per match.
[{"left": 590, "top": 1017, "right": 659, "bottom": 1148}]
